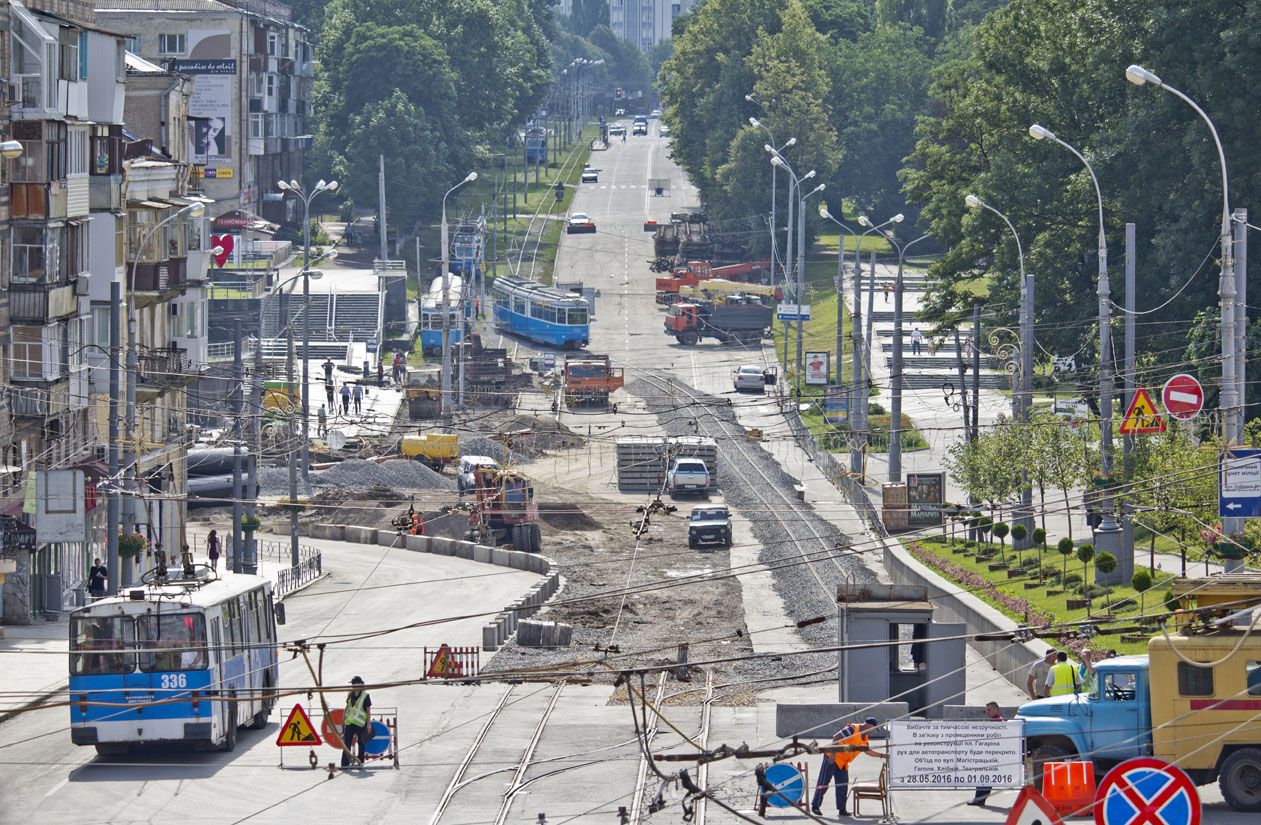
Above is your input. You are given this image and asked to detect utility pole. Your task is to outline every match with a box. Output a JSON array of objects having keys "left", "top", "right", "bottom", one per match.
[
  {"left": 782, "top": 174, "right": 795, "bottom": 371},
  {"left": 795, "top": 186, "right": 807, "bottom": 391},
  {"left": 287, "top": 326, "right": 299, "bottom": 569},
  {"left": 954, "top": 330, "right": 971, "bottom": 435},
  {"left": 231, "top": 319, "right": 243, "bottom": 575},
  {"left": 972, "top": 306, "right": 980, "bottom": 442},
  {"left": 416, "top": 235, "right": 423, "bottom": 328},
  {"left": 850, "top": 246, "right": 864, "bottom": 476},
  {"left": 1123, "top": 223, "right": 1136, "bottom": 573},
  {"left": 106, "top": 282, "right": 121, "bottom": 596},
  {"left": 245, "top": 329, "right": 262, "bottom": 576},
  {"left": 378, "top": 154, "right": 388, "bottom": 263},
  {"left": 1235, "top": 208, "right": 1248, "bottom": 441},
  {"left": 122, "top": 293, "right": 138, "bottom": 587}
]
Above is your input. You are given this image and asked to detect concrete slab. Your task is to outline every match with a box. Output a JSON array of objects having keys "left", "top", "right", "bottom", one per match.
[{"left": 775, "top": 702, "right": 908, "bottom": 739}]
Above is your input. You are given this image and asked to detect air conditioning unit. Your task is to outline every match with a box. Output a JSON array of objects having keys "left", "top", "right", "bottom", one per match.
[{"left": 74, "top": 273, "right": 91, "bottom": 295}]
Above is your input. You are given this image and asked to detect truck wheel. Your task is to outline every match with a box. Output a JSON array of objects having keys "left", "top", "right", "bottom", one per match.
[
  {"left": 528, "top": 523, "right": 542, "bottom": 553},
  {"left": 1220, "top": 747, "right": 1261, "bottom": 811},
  {"left": 1030, "top": 744, "right": 1071, "bottom": 791},
  {"left": 511, "top": 525, "right": 526, "bottom": 552},
  {"left": 682, "top": 331, "right": 699, "bottom": 346}
]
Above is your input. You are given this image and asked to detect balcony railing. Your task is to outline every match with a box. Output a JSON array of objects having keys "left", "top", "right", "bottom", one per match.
[
  {"left": 9, "top": 282, "right": 77, "bottom": 321},
  {"left": 131, "top": 257, "right": 187, "bottom": 292},
  {"left": 137, "top": 345, "right": 189, "bottom": 388},
  {"left": 10, "top": 379, "right": 69, "bottom": 418}
]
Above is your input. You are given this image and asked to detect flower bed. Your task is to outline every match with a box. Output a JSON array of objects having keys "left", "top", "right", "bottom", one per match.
[{"left": 907, "top": 539, "right": 1057, "bottom": 628}]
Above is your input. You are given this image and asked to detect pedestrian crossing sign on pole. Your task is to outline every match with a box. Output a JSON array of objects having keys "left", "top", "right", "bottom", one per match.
[
  {"left": 1119, "top": 388, "right": 1167, "bottom": 435},
  {"left": 276, "top": 704, "right": 322, "bottom": 746}
]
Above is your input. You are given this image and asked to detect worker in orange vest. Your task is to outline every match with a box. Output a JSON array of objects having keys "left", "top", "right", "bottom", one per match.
[
  {"left": 810, "top": 717, "right": 886, "bottom": 817},
  {"left": 411, "top": 511, "right": 424, "bottom": 536}
]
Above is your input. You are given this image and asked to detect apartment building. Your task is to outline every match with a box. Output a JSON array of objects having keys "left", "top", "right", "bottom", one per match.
[
  {"left": 609, "top": 0, "right": 696, "bottom": 51},
  {"left": 95, "top": 0, "right": 310, "bottom": 225}
]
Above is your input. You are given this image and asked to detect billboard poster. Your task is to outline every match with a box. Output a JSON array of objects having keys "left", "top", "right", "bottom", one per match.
[
  {"left": 906, "top": 472, "right": 945, "bottom": 527},
  {"left": 805, "top": 351, "right": 829, "bottom": 386},
  {"left": 823, "top": 384, "right": 848, "bottom": 424},
  {"left": 185, "top": 31, "right": 234, "bottom": 166}
]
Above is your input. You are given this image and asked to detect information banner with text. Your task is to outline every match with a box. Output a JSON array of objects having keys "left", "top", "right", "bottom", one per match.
[{"left": 888, "top": 719, "right": 1025, "bottom": 789}]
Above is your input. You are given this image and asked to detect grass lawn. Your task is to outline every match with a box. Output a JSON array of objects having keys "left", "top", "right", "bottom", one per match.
[{"left": 906, "top": 534, "right": 1177, "bottom": 655}]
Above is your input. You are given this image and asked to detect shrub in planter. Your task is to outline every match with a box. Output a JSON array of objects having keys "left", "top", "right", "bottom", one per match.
[
  {"left": 1076, "top": 583, "right": 1109, "bottom": 600},
  {"left": 991, "top": 522, "right": 1009, "bottom": 563},
  {"left": 1042, "top": 565, "right": 1061, "bottom": 579},
  {"left": 1063, "top": 572, "right": 1083, "bottom": 587},
  {"left": 1022, "top": 556, "right": 1040, "bottom": 570},
  {"left": 1011, "top": 523, "right": 1028, "bottom": 566},
  {"left": 1057, "top": 537, "right": 1075, "bottom": 581}
]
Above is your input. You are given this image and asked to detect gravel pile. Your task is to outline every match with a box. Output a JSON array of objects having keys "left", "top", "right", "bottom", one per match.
[
  {"left": 459, "top": 435, "right": 528, "bottom": 465},
  {"left": 261, "top": 459, "right": 456, "bottom": 494}
]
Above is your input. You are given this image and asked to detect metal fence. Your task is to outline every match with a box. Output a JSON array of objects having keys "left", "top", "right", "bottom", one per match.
[{"left": 192, "top": 533, "right": 324, "bottom": 598}]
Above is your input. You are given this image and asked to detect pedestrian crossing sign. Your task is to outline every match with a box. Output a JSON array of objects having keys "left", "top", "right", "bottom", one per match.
[
  {"left": 426, "top": 643, "right": 463, "bottom": 678},
  {"left": 276, "top": 704, "right": 322, "bottom": 747},
  {"left": 1119, "top": 388, "right": 1167, "bottom": 435}
]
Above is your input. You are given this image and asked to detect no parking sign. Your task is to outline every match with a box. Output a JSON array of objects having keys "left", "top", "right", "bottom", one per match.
[{"left": 1094, "top": 758, "right": 1200, "bottom": 825}]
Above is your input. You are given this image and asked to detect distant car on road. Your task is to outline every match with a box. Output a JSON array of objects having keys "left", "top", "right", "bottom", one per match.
[
  {"left": 566, "top": 212, "right": 596, "bottom": 234},
  {"left": 632, "top": 116, "right": 648, "bottom": 136},
  {"left": 659, "top": 124, "right": 670, "bottom": 137},
  {"left": 581, "top": 168, "right": 598, "bottom": 183},
  {"left": 650, "top": 108, "right": 662, "bottom": 118},
  {"left": 609, "top": 125, "right": 626, "bottom": 137},
  {"left": 733, "top": 364, "right": 769, "bottom": 393},
  {"left": 689, "top": 504, "right": 731, "bottom": 548},
  {"left": 668, "top": 457, "right": 710, "bottom": 497}
]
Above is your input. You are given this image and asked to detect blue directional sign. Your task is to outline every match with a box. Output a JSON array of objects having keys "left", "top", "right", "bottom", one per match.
[
  {"left": 1219, "top": 448, "right": 1261, "bottom": 518},
  {"left": 761, "top": 763, "right": 805, "bottom": 808}
]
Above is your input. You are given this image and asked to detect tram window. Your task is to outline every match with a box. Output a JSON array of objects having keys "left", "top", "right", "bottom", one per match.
[
  {"left": 71, "top": 616, "right": 135, "bottom": 675},
  {"left": 567, "top": 308, "right": 588, "bottom": 325},
  {"left": 543, "top": 306, "right": 556, "bottom": 323},
  {"left": 138, "top": 613, "right": 207, "bottom": 672},
  {"left": 530, "top": 301, "right": 544, "bottom": 319},
  {"left": 223, "top": 602, "right": 239, "bottom": 655}
]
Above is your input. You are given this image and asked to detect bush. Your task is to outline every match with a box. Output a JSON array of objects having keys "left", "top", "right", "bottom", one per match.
[
  {"left": 1057, "top": 537, "right": 1074, "bottom": 556},
  {"left": 1021, "top": 556, "right": 1041, "bottom": 569},
  {"left": 1063, "top": 572, "right": 1083, "bottom": 587},
  {"left": 869, "top": 401, "right": 888, "bottom": 416},
  {"left": 1076, "top": 583, "right": 1109, "bottom": 599},
  {"left": 338, "top": 199, "right": 354, "bottom": 222},
  {"left": 975, "top": 546, "right": 996, "bottom": 560},
  {"left": 992, "top": 522, "right": 1010, "bottom": 541},
  {"left": 1042, "top": 565, "right": 1061, "bottom": 579}
]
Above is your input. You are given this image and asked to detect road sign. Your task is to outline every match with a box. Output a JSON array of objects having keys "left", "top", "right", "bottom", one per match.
[
  {"left": 824, "top": 385, "right": 848, "bottom": 424},
  {"left": 1119, "top": 388, "right": 1166, "bottom": 435},
  {"left": 1219, "top": 447, "right": 1261, "bottom": 517},
  {"left": 367, "top": 335, "right": 378, "bottom": 355},
  {"left": 888, "top": 719, "right": 1025, "bottom": 789},
  {"left": 1094, "top": 757, "right": 1200, "bottom": 825},
  {"left": 277, "top": 704, "right": 322, "bottom": 746},
  {"left": 363, "top": 719, "right": 391, "bottom": 757},
  {"left": 805, "top": 351, "right": 829, "bottom": 385},
  {"left": 1161, "top": 374, "right": 1204, "bottom": 420},
  {"left": 426, "top": 643, "right": 464, "bottom": 678},
  {"left": 776, "top": 303, "right": 811, "bottom": 322},
  {"left": 762, "top": 763, "right": 805, "bottom": 808},
  {"left": 1006, "top": 786, "right": 1063, "bottom": 825}
]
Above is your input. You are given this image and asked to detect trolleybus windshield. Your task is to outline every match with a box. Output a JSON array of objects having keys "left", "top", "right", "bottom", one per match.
[
  {"left": 138, "top": 612, "right": 208, "bottom": 672},
  {"left": 70, "top": 616, "right": 135, "bottom": 676}
]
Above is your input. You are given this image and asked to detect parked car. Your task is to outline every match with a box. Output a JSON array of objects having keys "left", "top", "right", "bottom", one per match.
[
  {"left": 457, "top": 455, "right": 498, "bottom": 493},
  {"left": 688, "top": 505, "right": 731, "bottom": 548},
  {"left": 566, "top": 212, "right": 596, "bottom": 234},
  {"left": 733, "top": 364, "right": 769, "bottom": 393},
  {"left": 667, "top": 457, "right": 710, "bottom": 497},
  {"left": 581, "top": 168, "right": 599, "bottom": 183}
]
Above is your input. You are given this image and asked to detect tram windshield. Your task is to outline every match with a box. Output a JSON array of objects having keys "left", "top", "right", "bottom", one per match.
[
  {"left": 71, "top": 616, "right": 136, "bottom": 676},
  {"left": 138, "top": 612, "right": 208, "bottom": 672},
  {"left": 566, "top": 307, "right": 588, "bottom": 325}
]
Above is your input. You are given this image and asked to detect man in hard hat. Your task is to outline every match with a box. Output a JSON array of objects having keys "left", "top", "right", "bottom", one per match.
[
  {"left": 341, "top": 676, "right": 372, "bottom": 767},
  {"left": 810, "top": 717, "right": 886, "bottom": 817}
]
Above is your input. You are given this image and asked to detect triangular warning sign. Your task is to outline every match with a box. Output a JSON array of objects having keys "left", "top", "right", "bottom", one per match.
[
  {"left": 1119, "top": 388, "right": 1166, "bottom": 435},
  {"left": 1004, "top": 786, "right": 1063, "bottom": 825},
  {"left": 427, "top": 643, "right": 463, "bottom": 678},
  {"left": 276, "top": 703, "right": 322, "bottom": 747}
]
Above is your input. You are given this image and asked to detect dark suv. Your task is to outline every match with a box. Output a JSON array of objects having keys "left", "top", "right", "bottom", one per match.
[{"left": 688, "top": 505, "right": 732, "bottom": 548}]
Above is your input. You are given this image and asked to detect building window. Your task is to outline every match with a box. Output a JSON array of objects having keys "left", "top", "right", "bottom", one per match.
[
  {"left": 79, "top": 31, "right": 88, "bottom": 79},
  {"left": 125, "top": 35, "right": 140, "bottom": 53},
  {"left": 12, "top": 225, "right": 49, "bottom": 282},
  {"left": 12, "top": 324, "right": 60, "bottom": 381},
  {"left": 267, "top": 31, "right": 284, "bottom": 57},
  {"left": 249, "top": 113, "right": 264, "bottom": 139},
  {"left": 10, "top": 2, "right": 56, "bottom": 109},
  {"left": 115, "top": 215, "right": 126, "bottom": 268},
  {"left": 68, "top": 126, "right": 89, "bottom": 176},
  {"left": 92, "top": 306, "right": 111, "bottom": 349},
  {"left": 266, "top": 74, "right": 276, "bottom": 98},
  {"left": 158, "top": 34, "right": 186, "bottom": 56},
  {"left": 60, "top": 29, "right": 80, "bottom": 82}
]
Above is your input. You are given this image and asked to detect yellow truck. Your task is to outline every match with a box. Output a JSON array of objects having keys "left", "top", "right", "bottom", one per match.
[
  {"left": 401, "top": 433, "right": 458, "bottom": 470},
  {"left": 1017, "top": 575, "right": 1261, "bottom": 811}
]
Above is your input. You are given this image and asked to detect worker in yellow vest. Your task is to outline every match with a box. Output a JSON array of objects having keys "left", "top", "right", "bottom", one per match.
[
  {"left": 340, "top": 676, "right": 372, "bottom": 768},
  {"left": 1045, "top": 650, "right": 1082, "bottom": 696},
  {"left": 810, "top": 717, "right": 886, "bottom": 817}
]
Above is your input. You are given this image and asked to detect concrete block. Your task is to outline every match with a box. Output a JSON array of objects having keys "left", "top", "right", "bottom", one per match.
[
  {"left": 775, "top": 703, "right": 908, "bottom": 739},
  {"left": 527, "top": 555, "right": 547, "bottom": 573},
  {"left": 473, "top": 545, "right": 492, "bottom": 564},
  {"left": 491, "top": 548, "right": 511, "bottom": 567},
  {"left": 377, "top": 532, "right": 397, "bottom": 548},
  {"left": 482, "top": 624, "right": 499, "bottom": 651},
  {"left": 455, "top": 541, "right": 475, "bottom": 559},
  {"left": 431, "top": 539, "right": 454, "bottom": 556},
  {"left": 345, "top": 525, "right": 378, "bottom": 545},
  {"left": 508, "top": 551, "right": 529, "bottom": 570},
  {"left": 404, "top": 534, "right": 426, "bottom": 553},
  {"left": 313, "top": 524, "right": 344, "bottom": 541}
]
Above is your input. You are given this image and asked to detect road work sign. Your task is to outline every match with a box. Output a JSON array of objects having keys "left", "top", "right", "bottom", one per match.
[
  {"left": 1006, "top": 786, "right": 1063, "bottom": 825},
  {"left": 888, "top": 719, "right": 1025, "bottom": 789},
  {"left": 277, "top": 704, "right": 322, "bottom": 746},
  {"left": 426, "top": 643, "right": 464, "bottom": 678},
  {"left": 1219, "top": 447, "right": 1261, "bottom": 518},
  {"left": 1119, "top": 388, "right": 1166, "bottom": 435},
  {"left": 1094, "top": 757, "right": 1200, "bottom": 825}
]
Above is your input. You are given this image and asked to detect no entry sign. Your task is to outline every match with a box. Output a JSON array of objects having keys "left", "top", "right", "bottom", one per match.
[
  {"left": 1094, "top": 758, "right": 1200, "bottom": 825},
  {"left": 1161, "top": 374, "right": 1204, "bottom": 420}
]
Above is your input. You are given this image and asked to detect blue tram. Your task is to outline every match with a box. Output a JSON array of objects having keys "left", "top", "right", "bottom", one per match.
[
  {"left": 451, "top": 218, "right": 485, "bottom": 274},
  {"left": 69, "top": 572, "right": 279, "bottom": 753},
  {"left": 420, "top": 274, "right": 471, "bottom": 353},
  {"left": 491, "top": 276, "right": 589, "bottom": 349}
]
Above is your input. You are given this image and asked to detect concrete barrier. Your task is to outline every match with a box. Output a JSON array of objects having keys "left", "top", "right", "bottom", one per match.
[
  {"left": 883, "top": 538, "right": 1047, "bottom": 694},
  {"left": 377, "top": 532, "right": 398, "bottom": 548},
  {"left": 455, "top": 541, "right": 475, "bottom": 560},
  {"left": 473, "top": 545, "right": 491, "bottom": 563},
  {"left": 312, "top": 523, "right": 345, "bottom": 541},
  {"left": 431, "top": 539, "right": 454, "bottom": 556},
  {"left": 508, "top": 552, "right": 529, "bottom": 570},
  {"left": 491, "top": 548, "right": 511, "bottom": 566},
  {"left": 404, "top": 534, "right": 427, "bottom": 553},
  {"left": 483, "top": 625, "right": 499, "bottom": 650},
  {"left": 345, "top": 525, "right": 378, "bottom": 545},
  {"left": 775, "top": 702, "right": 908, "bottom": 739}
]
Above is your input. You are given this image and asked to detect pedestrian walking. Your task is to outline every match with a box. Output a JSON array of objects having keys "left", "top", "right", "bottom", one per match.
[
  {"left": 399, "top": 356, "right": 408, "bottom": 383},
  {"left": 911, "top": 328, "right": 923, "bottom": 356},
  {"left": 810, "top": 717, "right": 886, "bottom": 817},
  {"left": 377, "top": 360, "right": 385, "bottom": 388},
  {"left": 317, "top": 404, "right": 327, "bottom": 438},
  {"left": 207, "top": 530, "right": 220, "bottom": 572},
  {"left": 325, "top": 379, "right": 335, "bottom": 411},
  {"left": 88, "top": 557, "right": 108, "bottom": 599},
  {"left": 1046, "top": 650, "right": 1082, "bottom": 696},
  {"left": 352, "top": 383, "right": 363, "bottom": 414},
  {"left": 341, "top": 676, "right": 372, "bottom": 768},
  {"left": 391, "top": 352, "right": 401, "bottom": 384},
  {"left": 882, "top": 281, "right": 891, "bottom": 302},
  {"left": 339, "top": 383, "right": 351, "bottom": 416},
  {"left": 967, "top": 703, "right": 1005, "bottom": 806},
  {"left": 1026, "top": 649, "right": 1056, "bottom": 699}
]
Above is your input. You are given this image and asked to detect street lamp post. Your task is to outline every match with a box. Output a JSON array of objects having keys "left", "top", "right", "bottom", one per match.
[
  {"left": 1125, "top": 64, "right": 1243, "bottom": 570},
  {"left": 881, "top": 231, "right": 931, "bottom": 483},
  {"left": 1028, "top": 123, "right": 1123, "bottom": 571},
  {"left": 851, "top": 214, "right": 903, "bottom": 475},
  {"left": 440, "top": 172, "right": 478, "bottom": 416},
  {"left": 857, "top": 213, "right": 904, "bottom": 378},
  {"left": 965, "top": 193, "right": 1033, "bottom": 537},
  {"left": 797, "top": 181, "right": 826, "bottom": 393},
  {"left": 819, "top": 206, "right": 857, "bottom": 392},
  {"left": 277, "top": 178, "right": 338, "bottom": 494},
  {"left": 769, "top": 152, "right": 816, "bottom": 386},
  {"left": 748, "top": 109, "right": 796, "bottom": 292}
]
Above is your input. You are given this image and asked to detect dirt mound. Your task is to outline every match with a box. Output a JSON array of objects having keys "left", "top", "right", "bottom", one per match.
[{"left": 537, "top": 502, "right": 601, "bottom": 531}]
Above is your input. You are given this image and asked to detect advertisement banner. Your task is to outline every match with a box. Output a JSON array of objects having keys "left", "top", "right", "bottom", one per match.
[
  {"left": 888, "top": 720, "right": 1026, "bottom": 789},
  {"left": 906, "top": 472, "right": 945, "bottom": 527},
  {"left": 185, "top": 31, "right": 233, "bottom": 165},
  {"left": 805, "top": 351, "right": 829, "bottom": 386},
  {"left": 823, "top": 384, "right": 848, "bottom": 424}
]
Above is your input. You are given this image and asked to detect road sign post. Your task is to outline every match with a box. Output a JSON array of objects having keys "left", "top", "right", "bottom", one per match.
[
  {"left": 1219, "top": 447, "right": 1261, "bottom": 518},
  {"left": 1093, "top": 757, "right": 1200, "bottom": 825}
]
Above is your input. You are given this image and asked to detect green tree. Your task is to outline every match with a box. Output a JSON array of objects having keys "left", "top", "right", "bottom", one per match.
[
  {"left": 588, "top": 25, "right": 653, "bottom": 88},
  {"left": 567, "top": 0, "right": 609, "bottom": 36},
  {"left": 1131, "top": 568, "right": 1153, "bottom": 618},
  {"left": 1032, "top": 526, "right": 1046, "bottom": 579},
  {"left": 991, "top": 521, "right": 1010, "bottom": 564},
  {"left": 1076, "top": 543, "right": 1095, "bottom": 614},
  {"left": 801, "top": 0, "right": 875, "bottom": 41},
  {"left": 876, "top": 0, "right": 953, "bottom": 42},
  {"left": 1056, "top": 536, "right": 1074, "bottom": 581},
  {"left": 1011, "top": 522, "right": 1027, "bottom": 568},
  {"left": 1095, "top": 551, "right": 1118, "bottom": 611}
]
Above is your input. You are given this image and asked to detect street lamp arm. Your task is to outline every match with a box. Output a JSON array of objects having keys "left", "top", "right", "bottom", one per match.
[
  {"left": 1032, "top": 128, "right": 1106, "bottom": 248},
  {"left": 1130, "top": 75, "right": 1229, "bottom": 222}
]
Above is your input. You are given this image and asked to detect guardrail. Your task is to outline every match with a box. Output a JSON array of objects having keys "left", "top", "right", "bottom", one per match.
[{"left": 193, "top": 533, "right": 323, "bottom": 598}]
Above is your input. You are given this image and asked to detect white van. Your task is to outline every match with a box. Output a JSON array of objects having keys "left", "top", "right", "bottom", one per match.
[{"left": 457, "top": 455, "right": 498, "bottom": 493}]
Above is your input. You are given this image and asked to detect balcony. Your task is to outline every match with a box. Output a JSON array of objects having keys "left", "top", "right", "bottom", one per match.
[
  {"left": 10, "top": 181, "right": 67, "bottom": 220},
  {"left": 9, "top": 282, "right": 77, "bottom": 322},
  {"left": 11, "top": 378, "right": 69, "bottom": 418},
  {"left": 131, "top": 257, "right": 186, "bottom": 295},
  {"left": 136, "top": 345, "right": 198, "bottom": 400}
]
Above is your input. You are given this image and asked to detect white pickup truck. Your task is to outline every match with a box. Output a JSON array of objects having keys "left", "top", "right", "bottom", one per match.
[{"left": 667, "top": 457, "right": 710, "bottom": 497}]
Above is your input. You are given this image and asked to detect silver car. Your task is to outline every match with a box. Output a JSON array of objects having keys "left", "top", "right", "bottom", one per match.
[{"left": 733, "top": 365, "right": 767, "bottom": 393}]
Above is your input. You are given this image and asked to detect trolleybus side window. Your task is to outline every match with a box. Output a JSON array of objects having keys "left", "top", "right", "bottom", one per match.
[
  {"left": 71, "top": 615, "right": 135, "bottom": 675},
  {"left": 223, "top": 601, "right": 239, "bottom": 656},
  {"left": 514, "top": 298, "right": 527, "bottom": 315},
  {"left": 210, "top": 617, "right": 222, "bottom": 667},
  {"left": 138, "top": 613, "right": 207, "bottom": 672}
]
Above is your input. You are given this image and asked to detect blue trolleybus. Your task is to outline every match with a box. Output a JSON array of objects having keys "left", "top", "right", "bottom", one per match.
[
  {"left": 420, "top": 274, "right": 470, "bottom": 353},
  {"left": 68, "top": 571, "right": 280, "bottom": 754},
  {"left": 491, "top": 276, "right": 589, "bottom": 349}
]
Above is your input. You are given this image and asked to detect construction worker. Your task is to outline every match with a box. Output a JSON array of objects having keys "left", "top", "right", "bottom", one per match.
[
  {"left": 811, "top": 717, "right": 886, "bottom": 817},
  {"left": 411, "top": 510, "right": 424, "bottom": 536},
  {"left": 1045, "top": 650, "right": 1082, "bottom": 696},
  {"left": 341, "top": 676, "right": 372, "bottom": 768}
]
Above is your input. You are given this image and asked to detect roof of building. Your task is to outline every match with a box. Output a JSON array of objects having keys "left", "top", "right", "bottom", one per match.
[
  {"left": 96, "top": 0, "right": 308, "bottom": 31},
  {"left": 125, "top": 51, "right": 169, "bottom": 74}
]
